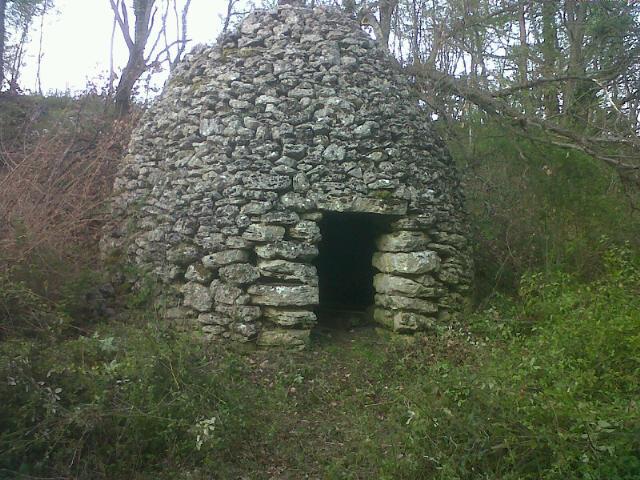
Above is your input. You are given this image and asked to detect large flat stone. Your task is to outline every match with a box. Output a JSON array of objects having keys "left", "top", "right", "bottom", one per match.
[
  {"left": 242, "top": 224, "right": 286, "bottom": 241},
  {"left": 313, "top": 195, "right": 408, "bottom": 215},
  {"left": 166, "top": 244, "right": 200, "bottom": 266},
  {"left": 248, "top": 284, "right": 319, "bottom": 306},
  {"left": 373, "top": 308, "right": 435, "bottom": 333},
  {"left": 231, "top": 322, "right": 258, "bottom": 339},
  {"left": 215, "top": 304, "right": 262, "bottom": 322},
  {"left": 258, "top": 259, "right": 318, "bottom": 285},
  {"left": 219, "top": 263, "right": 260, "bottom": 285},
  {"left": 260, "top": 211, "right": 300, "bottom": 225},
  {"left": 181, "top": 282, "right": 212, "bottom": 312},
  {"left": 288, "top": 221, "right": 321, "bottom": 242},
  {"left": 373, "top": 273, "right": 440, "bottom": 298},
  {"left": 375, "top": 294, "right": 438, "bottom": 314},
  {"left": 263, "top": 307, "right": 317, "bottom": 327},
  {"left": 197, "top": 313, "right": 232, "bottom": 326},
  {"left": 372, "top": 307, "right": 394, "bottom": 330},
  {"left": 279, "top": 192, "right": 316, "bottom": 211},
  {"left": 210, "top": 279, "right": 244, "bottom": 305},
  {"left": 376, "top": 231, "right": 430, "bottom": 252},
  {"left": 372, "top": 251, "right": 440, "bottom": 274},
  {"left": 256, "top": 329, "right": 310, "bottom": 350},
  {"left": 184, "top": 263, "right": 213, "bottom": 284},
  {"left": 255, "top": 241, "right": 318, "bottom": 261},
  {"left": 202, "top": 250, "right": 250, "bottom": 268},
  {"left": 393, "top": 311, "right": 435, "bottom": 333},
  {"left": 390, "top": 213, "right": 436, "bottom": 230}
]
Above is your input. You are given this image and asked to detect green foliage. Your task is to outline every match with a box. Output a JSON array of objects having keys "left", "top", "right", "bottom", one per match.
[
  {"left": 1, "top": 246, "right": 638, "bottom": 478},
  {"left": 395, "top": 244, "right": 640, "bottom": 479},
  {"left": 449, "top": 118, "right": 640, "bottom": 298},
  {"left": 0, "top": 322, "right": 269, "bottom": 478},
  {"left": 0, "top": 261, "right": 109, "bottom": 337},
  {"left": 0, "top": 269, "right": 63, "bottom": 337}
]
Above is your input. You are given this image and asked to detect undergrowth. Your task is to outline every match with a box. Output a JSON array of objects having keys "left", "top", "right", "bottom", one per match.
[
  {"left": 1, "top": 244, "right": 638, "bottom": 479},
  {"left": 396, "top": 242, "right": 640, "bottom": 479},
  {"left": 449, "top": 119, "right": 640, "bottom": 299},
  {"left": 0, "top": 93, "right": 135, "bottom": 335}
]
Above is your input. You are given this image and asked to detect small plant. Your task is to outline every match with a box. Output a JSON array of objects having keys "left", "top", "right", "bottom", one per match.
[
  {"left": 0, "top": 269, "right": 63, "bottom": 337},
  {"left": 194, "top": 417, "right": 218, "bottom": 451}
]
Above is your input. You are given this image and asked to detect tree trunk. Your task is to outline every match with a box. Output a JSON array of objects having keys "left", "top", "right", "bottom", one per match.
[
  {"left": 541, "top": 0, "right": 560, "bottom": 117},
  {"left": 0, "top": 0, "right": 6, "bottom": 91},
  {"left": 564, "top": 0, "right": 588, "bottom": 123},
  {"left": 517, "top": 1, "right": 528, "bottom": 84},
  {"left": 518, "top": 0, "right": 530, "bottom": 113},
  {"left": 378, "top": 0, "right": 398, "bottom": 49},
  {"left": 114, "top": 49, "right": 146, "bottom": 115},
  {"left": 113, "top": 0, "right": 156, "bottom": 116},
  {"left": 467, "top": 0, "right": 485, "bottom": 87}
]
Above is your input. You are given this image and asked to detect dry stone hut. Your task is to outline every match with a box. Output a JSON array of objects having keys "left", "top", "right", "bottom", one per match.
[{"left": 104, "top": 3, "right": 472, "bottom": 349}]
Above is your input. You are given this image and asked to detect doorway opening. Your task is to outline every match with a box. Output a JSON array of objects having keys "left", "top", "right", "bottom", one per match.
[{"left": 314, "top": 211, "right": 390, "bottom": 329}]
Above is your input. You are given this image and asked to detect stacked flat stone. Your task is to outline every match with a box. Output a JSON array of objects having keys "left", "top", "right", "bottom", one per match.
[{"left": 102, "top": 3, "right": 472, "bottom": 349}]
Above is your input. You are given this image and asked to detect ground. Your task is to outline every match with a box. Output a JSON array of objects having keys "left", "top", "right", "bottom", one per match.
[{"left": 206, "top": 324, "right": 465, "bottom": 479}]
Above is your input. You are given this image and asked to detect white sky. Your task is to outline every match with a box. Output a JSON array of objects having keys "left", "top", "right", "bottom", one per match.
[{"left": 21, "top": 0, "right": 253, "bottom": 95}]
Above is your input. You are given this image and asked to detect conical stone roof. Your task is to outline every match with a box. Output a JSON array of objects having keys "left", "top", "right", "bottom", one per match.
[{"left": 104, "top": 3, "right": 472, "bottom": 348}]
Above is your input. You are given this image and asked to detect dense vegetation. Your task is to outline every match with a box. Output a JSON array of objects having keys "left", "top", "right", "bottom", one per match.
[{"left": 1, "top": 242, "right": 639, "bottom": 479}]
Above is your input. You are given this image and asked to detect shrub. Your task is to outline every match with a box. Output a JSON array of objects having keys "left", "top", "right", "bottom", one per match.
[
  {"left": 448, "top": 119, "right": 640, "bottom": 299},
  {"left": 0, "top": 94, "right": 136, "bottom": 335},
  {"left": 0, "top": 269, "right": 63, "bottom": 337},
  {"left": 397, "top": 244, "right": 640, "bottom": 479},
  {"left": 0, "top": 94, "right": 134, "bottom": 267},
  {"left": 0, "top": 323, "right": 268, "bottom": 479}
]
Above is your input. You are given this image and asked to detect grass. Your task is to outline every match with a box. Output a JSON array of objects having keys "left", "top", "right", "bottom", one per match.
[
  {"left": 0, "top": 246, "right": 638, "bottom": 479},
  {"left": 0, "top": 321, "right": 477, "bottom": 479}
]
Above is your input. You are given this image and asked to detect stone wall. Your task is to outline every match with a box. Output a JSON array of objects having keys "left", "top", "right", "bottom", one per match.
[{"left": 102, "top": 3, "right": 472, "bottom": 348}]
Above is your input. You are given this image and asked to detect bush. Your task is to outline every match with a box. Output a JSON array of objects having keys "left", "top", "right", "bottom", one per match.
[
  {"left": 396, "top": 244, "right": 640, "bottom": 479},
  {"left": 448, "top": 118, "right": 640, "bottom": 299},
  {"left": 0, "top": 94, "right": 136, "bottom": 335},
  {"left": 0, "top": 94, "right": 132, "bottom": 266},
  {"left": 0, "top": 270, "right": 63, "bottom": 337},
  {"left": 0, "top": 322, "right": 268, "bottom": 479}
]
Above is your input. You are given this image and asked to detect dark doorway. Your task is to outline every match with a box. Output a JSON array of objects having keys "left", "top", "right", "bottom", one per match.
[{"left": 314, "top": 211, "right": 389, "bottom": 328}]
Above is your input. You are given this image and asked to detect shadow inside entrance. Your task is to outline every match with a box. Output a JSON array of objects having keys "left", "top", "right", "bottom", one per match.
[{"left": 314, "top": 211, "right": 390, "bottom": 330}]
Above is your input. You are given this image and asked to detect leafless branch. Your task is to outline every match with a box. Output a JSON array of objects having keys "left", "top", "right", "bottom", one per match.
[
  {"left": 109, "top": 0, "right": 134, "bottom": 51},
  {"left": 409, "top": 65, "right": 640, "bottom": 172}
]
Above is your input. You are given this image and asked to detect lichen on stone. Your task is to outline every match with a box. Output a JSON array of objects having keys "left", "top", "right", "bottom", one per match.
[{"left": 102, "top": 3, "right": 473, "bottom": 347}]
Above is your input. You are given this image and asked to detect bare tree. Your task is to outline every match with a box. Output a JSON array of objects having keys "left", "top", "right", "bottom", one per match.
[
  {"left": 34, "top": 0, "right": 46, "bottom": 94},
  {"left": 109, "top": 0, "right": 193, "bottom": 115},
  {"left": 108, "top": 9, "right": 118, "bottom": 96},
  {"left": 0, "top": 0, "right": 52, "bottom": 93},
  {"left": 164, "top": 0, "right": 192, "bottom": 71},
  {"left": 221, "top": 0, "right": 240, "bottom": 41},
  {"left": 368, "top": 0, "right": 640, "bottom": 177},
  {"left": 357, "top": 0, "right": 399, "bottom": 52}
]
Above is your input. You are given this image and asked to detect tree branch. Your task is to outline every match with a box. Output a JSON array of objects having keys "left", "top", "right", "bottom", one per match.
[
  {"left": 109, "top": 0, "right": 134, "bottom": 51},
  {"left": 408, "top": 65, "right": 640, "bottom": 172}
]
